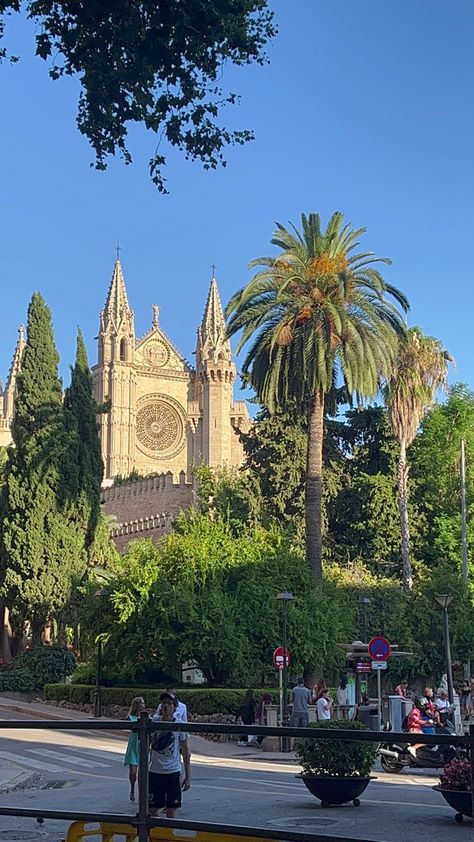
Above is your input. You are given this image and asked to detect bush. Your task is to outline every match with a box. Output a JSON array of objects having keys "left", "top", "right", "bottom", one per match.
[
  {"left": 440, "top": 759, "right": 472, "bottom": 792},
  {"left": 13, "top": 645, "right": 76, "bottom": 687},
  {"left": 295, "top": 720, "right": 377, "bottom": 778},
  {"left": 44, "top": 685, "right": 278, "bottom": 715},
  {"left": 0, "top": 668, "right": 36, "bottom": 693},
  {"left": 44, "top": 684, "right": 93, "bottom": 705}
]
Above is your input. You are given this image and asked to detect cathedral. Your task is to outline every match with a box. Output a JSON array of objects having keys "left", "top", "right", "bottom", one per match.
[{"left": 0, "top": 261, "right": 251, "bottom": 485}]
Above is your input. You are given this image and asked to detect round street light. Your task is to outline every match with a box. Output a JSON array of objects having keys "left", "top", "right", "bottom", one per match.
[
  {"left": 276, "top": 592, "right": 294, "bottom": 752},
  {"left": 93, "top": 588, "right": 109, "bottom": 718}
]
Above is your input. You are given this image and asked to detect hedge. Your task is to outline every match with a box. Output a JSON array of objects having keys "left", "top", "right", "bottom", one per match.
[
  {"left": 44, "top": 685, "right": 279, "bottom": 715},
  {"left": 0, "top": 668, "right": 36, "bottom": 693}
]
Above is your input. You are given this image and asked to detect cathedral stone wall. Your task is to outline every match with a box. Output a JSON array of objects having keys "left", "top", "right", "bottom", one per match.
[{"left": 101, "top": 472, "right": 194, "bottom": 525}]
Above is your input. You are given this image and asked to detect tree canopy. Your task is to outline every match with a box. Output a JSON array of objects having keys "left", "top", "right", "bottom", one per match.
[{"left": 0, "top": 0, "right": 276, "bottom": 191}]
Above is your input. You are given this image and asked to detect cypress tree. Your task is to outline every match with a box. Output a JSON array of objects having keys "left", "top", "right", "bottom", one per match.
[
  {"left": 0, "top": 293, "right": 85, "bottom": 643},
  {"left": 64, "top": 329, "right": 103, "bottom": 548}
]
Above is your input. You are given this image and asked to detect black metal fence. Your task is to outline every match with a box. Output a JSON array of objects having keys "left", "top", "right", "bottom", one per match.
[{"left": 0, "top": 716, "right": 472, "bottom": 842}]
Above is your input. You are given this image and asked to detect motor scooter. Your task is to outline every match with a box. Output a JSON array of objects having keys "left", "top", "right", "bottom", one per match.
[{"left": 378, "top": 714, "right": 463, "bottom": 773}]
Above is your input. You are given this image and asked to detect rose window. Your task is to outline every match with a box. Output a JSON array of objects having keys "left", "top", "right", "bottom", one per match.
[{"left": 136, "top": 402, "right": 181, "bottom": 452}]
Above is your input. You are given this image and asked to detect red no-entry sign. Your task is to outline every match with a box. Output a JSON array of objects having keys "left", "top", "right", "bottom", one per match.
[{"left": 273, "top": 646, "right": 291, "bottom": 670}]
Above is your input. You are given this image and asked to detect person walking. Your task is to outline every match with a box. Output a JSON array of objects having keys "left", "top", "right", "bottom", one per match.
[
  {"left": 236, "top": 689, "right": 257, "bottom": 746},
  {"left": 124, "top": 696, "right": 146, "bottom": 801},
  {"left": 290, "top": 677, "right": 312, "bottom": 727},
  {"left": 149, "top": 691, "right": 191, "bottom": 818}
]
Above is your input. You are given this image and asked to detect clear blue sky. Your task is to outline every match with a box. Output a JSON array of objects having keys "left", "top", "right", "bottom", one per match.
[{"left": 1, "top": 1, "right": 472, "bottom": 401}]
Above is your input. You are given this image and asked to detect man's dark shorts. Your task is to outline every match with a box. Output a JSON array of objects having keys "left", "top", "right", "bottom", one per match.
[{"left": 149, "top": 771, "right": 181, "bottom": 809}]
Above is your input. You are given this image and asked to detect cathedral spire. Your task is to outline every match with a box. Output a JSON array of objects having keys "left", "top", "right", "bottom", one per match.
[
  {"left": 199, "top": 275, "right": 231, "bottom": 361},
  {"left": 103, "top": 260, "right": 131, "bottom": 326},
  {"left": 3, "top": 324, "right": 26, "bottom": 421}
]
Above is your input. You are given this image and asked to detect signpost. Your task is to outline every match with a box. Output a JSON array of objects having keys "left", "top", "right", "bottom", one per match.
[{"left": 369, "top": 637, "right": 391, "bottom": 729}]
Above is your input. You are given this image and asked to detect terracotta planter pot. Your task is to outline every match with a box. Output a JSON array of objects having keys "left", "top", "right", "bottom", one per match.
[
  {"left": 301, "top": 774, "right": 372, "bottom": 807},
  {"left": 433, "top": 786, "right": 473, "bottom": 823}
]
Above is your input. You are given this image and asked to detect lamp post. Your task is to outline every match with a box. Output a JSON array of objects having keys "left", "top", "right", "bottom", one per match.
[
  {"left": 435, "top": 594, "right": 454, "bottom": 705},
  {"left": 358, "top": 596, "right": 370, "bottom": 644},
  {"left": 93, "top": 588, "right": 108, "bottom": 718},
  {"left": 276, "top": 591, "right": 294, "bottom": 752}
]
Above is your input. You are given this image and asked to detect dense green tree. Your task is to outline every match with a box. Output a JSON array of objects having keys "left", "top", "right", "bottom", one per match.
[
  {"left": 411, "top": 384, "right": 474, "bottom": 569},
  {"left": 64, "top": 330, "right": 103, "bottom": 548},
  {"left": 226, "top": 212, "right": 408, "bottom": 580},
  {"left": 193, "top": 463, "right": 262, "bottom": 533},
  {"left": 0, "top": 1, "right": 276, "bottom": 192},
  {"left": 384, "top": 328, "right": 451, "bottom": 590},
  {"left": 0, "top": 293, "right": 85, "bottom": 643}
]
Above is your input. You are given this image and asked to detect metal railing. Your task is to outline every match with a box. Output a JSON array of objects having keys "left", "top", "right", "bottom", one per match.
[{"left": 0, "top": 716, "right": 473, "bottom": 842}]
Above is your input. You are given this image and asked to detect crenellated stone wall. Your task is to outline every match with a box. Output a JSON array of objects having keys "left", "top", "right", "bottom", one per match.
[{"left": 101, "top": 471, "right": 195, "bottom": 551}]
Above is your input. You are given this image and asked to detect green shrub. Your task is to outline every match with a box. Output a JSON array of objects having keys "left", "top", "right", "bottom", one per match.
[
  {"left": 13, "top": 645, "right": 76, "bottom": 687},
  {"left": 295, "top": 720, "right": 377, "bottom": 778},
  {"left": 44, "top": 685, "right": 278, "bottom": 715},
  {"left": 44, "top": 684, "right": 93, "bottom": 704},
  {"left": 0, "top": 668, "right": 36, "bottom": 693}
]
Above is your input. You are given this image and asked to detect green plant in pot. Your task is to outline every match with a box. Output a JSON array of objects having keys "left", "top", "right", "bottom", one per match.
[
  {"left": 433, "top": 758, "right": 472, "bottom": 823},
  {"left": 295, "top": 720, "right": 377, "bottom": 807}
]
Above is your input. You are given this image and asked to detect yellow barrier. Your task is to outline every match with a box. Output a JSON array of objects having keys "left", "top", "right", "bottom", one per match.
[{"left": 66, "top": 822, "right": 280, "bottom": 842}]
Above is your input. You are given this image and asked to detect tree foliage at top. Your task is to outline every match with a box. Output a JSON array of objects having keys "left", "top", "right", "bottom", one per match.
[
  {"left": 226, "top": 211, "right": 409, "bottom": 580},
  {"left": 0, "top": 293, "right": 86, "bottom": 641},
  {"left": 0, "top": 0, "right": 276, "bottom": 192}
]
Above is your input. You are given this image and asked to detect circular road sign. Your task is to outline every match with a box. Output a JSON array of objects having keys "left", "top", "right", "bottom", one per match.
[
  {"left": 368, "top": 636, "right": 391, "bottom": 661},
  {"left": 273, "top": 646, "right": 291, "bottom": 670}
]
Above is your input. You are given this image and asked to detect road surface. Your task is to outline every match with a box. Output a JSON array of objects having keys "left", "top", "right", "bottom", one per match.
[{"left": 0, "top": 710, "right": 470, "bottom": 842}]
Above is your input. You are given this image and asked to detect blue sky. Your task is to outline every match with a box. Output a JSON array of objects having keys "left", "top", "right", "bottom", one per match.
[{"left": 1, "top": 1, "right": 472, "bottom": 402}]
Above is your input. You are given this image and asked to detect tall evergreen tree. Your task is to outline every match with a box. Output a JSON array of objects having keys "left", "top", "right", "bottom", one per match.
[
  {"left": 64, "top": 329, "right": 103, "bottom": 548},
  {"left": 0, "top": 293, "right": 85, "bottom": 643}
]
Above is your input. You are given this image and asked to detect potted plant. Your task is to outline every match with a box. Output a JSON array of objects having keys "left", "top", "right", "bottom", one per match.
[
  {"left": 295, "top": 719, "right": 377, "bottom": 807},
  {"left": 433, "top": 758, "right": 472, "bottom": 823}
]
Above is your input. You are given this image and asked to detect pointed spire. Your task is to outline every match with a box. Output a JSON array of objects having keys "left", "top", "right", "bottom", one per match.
[
  {"left": 199, "top": 276, "right": 230, "bottom": 360},
  {"left": 103, "top": 260, "right": 131, "bottom": 325},
  {"left": 3, "top": 325, "right": 26, "bottom": 420}
]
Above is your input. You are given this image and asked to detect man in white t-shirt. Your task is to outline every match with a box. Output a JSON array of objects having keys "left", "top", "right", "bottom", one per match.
[
  {"left": 150, "top": 692, "right": 191, "bottom": 818},
  {"left": 316, "top": 690, "right": 333, "bottom": 721}
]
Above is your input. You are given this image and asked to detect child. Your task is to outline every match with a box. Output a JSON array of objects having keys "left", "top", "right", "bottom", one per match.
[{"left": 124, "top": 696, "right": 146, "bottom": 801}]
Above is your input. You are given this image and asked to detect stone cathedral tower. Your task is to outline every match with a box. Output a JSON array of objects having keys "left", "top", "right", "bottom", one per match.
[
  {"left": 0, "top": 325, "right": 26, "bottom": 448},
  {"left": 92, "top": 260, "right": 250, "bottom": 482}
]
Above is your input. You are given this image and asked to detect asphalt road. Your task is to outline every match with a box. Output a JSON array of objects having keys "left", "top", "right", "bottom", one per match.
[{"left": 0, "top": 710, "right": 471, "bottom": 842}]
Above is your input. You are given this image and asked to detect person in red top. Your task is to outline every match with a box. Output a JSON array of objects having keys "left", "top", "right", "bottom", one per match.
[{"left": 406, "top": 697, "right": 428, "bottom": 757}]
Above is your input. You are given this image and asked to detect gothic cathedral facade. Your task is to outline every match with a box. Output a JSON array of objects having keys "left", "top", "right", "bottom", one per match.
[{"left": 92, "top": 260, "right": 250, "bottom": 481}]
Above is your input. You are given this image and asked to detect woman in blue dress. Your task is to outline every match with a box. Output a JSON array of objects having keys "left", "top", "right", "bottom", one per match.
[{"left": 124, "top": 696, "right": 146, "bottom": 801}]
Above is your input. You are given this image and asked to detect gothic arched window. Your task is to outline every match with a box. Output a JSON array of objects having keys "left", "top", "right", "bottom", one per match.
[{"left": 119, "top": 338, "right": 127, "bottom": 361}]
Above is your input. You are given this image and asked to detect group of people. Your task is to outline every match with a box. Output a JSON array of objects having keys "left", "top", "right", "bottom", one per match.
[
  {"left": 395, "top": 677, "right": 474, "bottom": 720},
  {"left": 289, "top": 676, "right": 334, "bottom": 725},
  {"left": 124, "top": 685, "right": 190, "bottom": 819}
]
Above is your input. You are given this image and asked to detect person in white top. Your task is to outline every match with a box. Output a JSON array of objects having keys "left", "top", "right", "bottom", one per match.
[
  {"left": 149, "top": 692, "right": 191, "bottom": 818},
  {"left": 155, "top": 685, "right": 188, "bottom": 722},
  {"left": 434, "top": 688, "right": 451, "bottom": 711},
  {"left": 316, "top": 690, "right": 333, "bottom": 721}
]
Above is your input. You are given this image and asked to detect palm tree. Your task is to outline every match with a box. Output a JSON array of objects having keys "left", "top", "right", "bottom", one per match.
[
  {"left": 226, "top": 212, "right": 409, "bottom": 580},
  {"left": 384, "top": 328, "right": 452, "bottom": 590}
]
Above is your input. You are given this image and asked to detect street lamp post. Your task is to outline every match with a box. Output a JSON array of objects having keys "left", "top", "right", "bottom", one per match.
[
  {"left": 435, "top": 594, "right": 454, "bottom": 706},
  {"left": 276, "top": 591, "right": 294, "bottom": 753},
  {"left": 93, "top": 588, "right": 109, "bottom": 718},
  {"left": 358, "top": 596, "right": 370, "bottom": 643}
]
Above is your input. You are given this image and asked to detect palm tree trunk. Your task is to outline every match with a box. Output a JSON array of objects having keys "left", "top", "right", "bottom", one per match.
[
  {"left": 397, "top": 437, "right": 413, "bottom": 590},
  {"left": 305, "top": 390, "right": 324, "bottom": 581}
]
